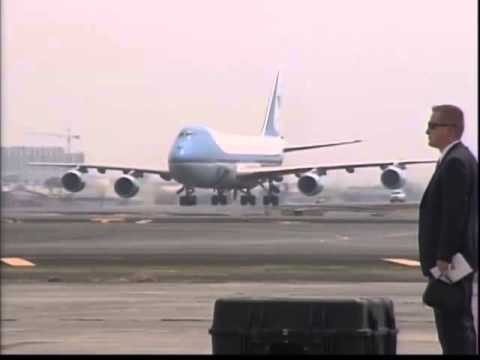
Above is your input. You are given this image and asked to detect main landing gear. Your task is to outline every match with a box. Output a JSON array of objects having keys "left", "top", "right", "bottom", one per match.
[
  {"left": 240, "top": 193, "right": 278, "bottom": 207},
  {"left": 177, "top": 180, "right": 281, "bottom": 207},
  {"left": 211, "top": 189, "right": 228, "bottom": 206},
  {"left": 238, "top": 179, "right": 280, "bottom": 207},
  {"left": 262, "top": 194, "right": 279, "bottom": 206},
  {"left": 178, "top": 187, "right": 197, "bottom": 206},
  {"left": 240, "top": 192, "right": 256, "bottom": 206},
  {"left": 262, "top": 180, "right": 280, "bottom": 206}
]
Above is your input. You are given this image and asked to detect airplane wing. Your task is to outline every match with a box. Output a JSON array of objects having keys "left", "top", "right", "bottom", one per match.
[
  {"left": 29, "top": 162, "right": 172, "bottom": 181},
  {"left": 237, "top": 159, "right": 436, "bottom": 179},
  {"left": 283, "top": 139, "right": 362, "bottom": 152}
]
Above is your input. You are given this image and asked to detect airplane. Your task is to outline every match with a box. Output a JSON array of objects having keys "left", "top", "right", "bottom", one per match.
[{"left": 30, "top": 71, "right": 436, "bottom": 206}]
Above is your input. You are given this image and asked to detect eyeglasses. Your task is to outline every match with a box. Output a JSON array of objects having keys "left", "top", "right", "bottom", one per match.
[{"left": 427, "top": 122, "right": 456, "bottom": 130}]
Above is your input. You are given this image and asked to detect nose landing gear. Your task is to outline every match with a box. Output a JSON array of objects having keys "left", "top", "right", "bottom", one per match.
[{"left": 178, "top": 187, "right": 197, "bottom": 206}]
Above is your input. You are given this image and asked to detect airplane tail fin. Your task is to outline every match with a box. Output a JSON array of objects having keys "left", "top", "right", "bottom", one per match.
[{"left": 261, "top": 71, "right": 281, "bottom": 137}]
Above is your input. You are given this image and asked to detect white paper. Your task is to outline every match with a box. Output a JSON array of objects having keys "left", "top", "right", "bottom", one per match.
[{"left": 430, "top": 252, "right": 473, "bottom": 283}]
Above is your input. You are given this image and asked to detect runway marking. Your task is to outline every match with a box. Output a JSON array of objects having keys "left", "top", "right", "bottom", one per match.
[
  {"left": 135, "top": 219, "right": 153, "bottom": 224},
  {"left": 2, "top": 218, "right": 22, "bottom": 224},
  {"left": 384, "top": 232, "right": 416, "bottom": 238},
  {"left": 382, "top": 258, "right": 420, "bottom": 267},
  {"left": 1, "top": 340, "right": 60, "bottom": 351},
  {"left": 335, "top": 235, "right": 350, "bottom": 240},
  {"left": 160, "top": 318, "right": 210, "bottom": 322},
  {"left": 1, "top": 257, "right": 35, "bottom": 267},
  {"left": 277, "top": 221, "right": 303, "bottom": 225},
  {"left": 91, "top": 217, "right": 126, "bottom": 224}
]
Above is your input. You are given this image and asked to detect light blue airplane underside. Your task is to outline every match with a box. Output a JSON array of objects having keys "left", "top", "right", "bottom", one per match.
[{"left": 30, "top": 71, "right": 435, "bottom": 206}]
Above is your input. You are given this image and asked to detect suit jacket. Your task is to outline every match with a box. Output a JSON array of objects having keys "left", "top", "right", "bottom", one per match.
[{"left": 418, "top": 142, "right": 478, "bottom": 276}]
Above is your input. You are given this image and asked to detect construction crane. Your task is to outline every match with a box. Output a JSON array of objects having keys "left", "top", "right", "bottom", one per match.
[{"left": 26, "top": 128, "right": 81, "bottom": 160}]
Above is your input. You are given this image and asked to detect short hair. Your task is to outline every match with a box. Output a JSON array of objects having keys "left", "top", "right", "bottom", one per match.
[{"left": 432, "top": 104, "right": 464, "bottom": 138}]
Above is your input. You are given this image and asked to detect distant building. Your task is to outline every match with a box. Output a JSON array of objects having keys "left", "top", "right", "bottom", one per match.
[{"left": 1, "top": 146, "right": 84, "bottom": 185}]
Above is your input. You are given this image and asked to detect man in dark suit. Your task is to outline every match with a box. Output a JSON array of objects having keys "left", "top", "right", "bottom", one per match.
[{"left": 418, "top": 104, "right": 478, "bottom": 354}]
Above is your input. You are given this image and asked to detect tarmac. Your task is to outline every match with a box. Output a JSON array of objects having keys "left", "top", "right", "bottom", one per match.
[{"left": 1, "top": 204, "right": 444, "bottom": 354}]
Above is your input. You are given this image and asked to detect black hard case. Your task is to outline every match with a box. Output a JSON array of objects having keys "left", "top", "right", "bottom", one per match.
[{"left": 209, "top": 297, "right": 398, "bottom": 354}]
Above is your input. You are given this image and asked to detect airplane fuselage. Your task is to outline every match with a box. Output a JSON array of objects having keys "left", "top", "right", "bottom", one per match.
[{"left": 168, "top": 125, "right": 285, "bottom": 189}]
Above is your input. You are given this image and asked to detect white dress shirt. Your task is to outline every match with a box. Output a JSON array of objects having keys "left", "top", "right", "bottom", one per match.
[{"left": 437, "top": 140, "right": 461, "bottom": 166}]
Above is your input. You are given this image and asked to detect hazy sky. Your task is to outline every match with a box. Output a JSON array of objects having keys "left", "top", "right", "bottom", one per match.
[{"left": 2, "top": 0, "right": 477, "bottom": 186}]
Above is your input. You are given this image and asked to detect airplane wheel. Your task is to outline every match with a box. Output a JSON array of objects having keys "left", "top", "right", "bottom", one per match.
[
  {"left": 263, "top": 196, "right": 271, "bottom": 206},
  {"left": 271, "top": 196, "right": 279, "bottom": 207},
  {"left": 189, "top": 196, "right": 197, "bottom": 206},
  {"left": 219, "top": 195, "right": 227, "bottom": 205},
  {"left": 240, "top": 195, "right": 247, "bottom": 206},
  {"left": 211, "top": 195, "right": 218, "bottom": 206},
  {"left": 249, "top": 196, "right": 256, "bottom": 206},
  {"left": 180, "top": 194, "right": 197, "bottom": 206}
]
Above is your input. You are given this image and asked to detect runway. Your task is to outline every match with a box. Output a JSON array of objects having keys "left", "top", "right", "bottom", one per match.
[
  {"left": 1, "top": 209, "right": 441, "bottom": 354},
  {"left": 2, "top": 212, "right": 421, "bottom": 282}
]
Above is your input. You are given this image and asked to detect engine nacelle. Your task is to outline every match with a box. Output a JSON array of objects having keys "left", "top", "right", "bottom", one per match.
[
  {"left": 297, "top": 172, "right": 325, "bottom": 196},
  {"left": 114, "top": 175, "right": 140, "bottom": 198},
  {"left": 61, "top": 170, "right": 86, "bottom": 193},
  {"left": 381, "top": 166, "right": 406, "bottom": 190}
]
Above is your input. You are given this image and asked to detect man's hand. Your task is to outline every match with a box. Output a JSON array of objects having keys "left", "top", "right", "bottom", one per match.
[{"left": 436, "top": 259, "right": 454, "bottom": 274}]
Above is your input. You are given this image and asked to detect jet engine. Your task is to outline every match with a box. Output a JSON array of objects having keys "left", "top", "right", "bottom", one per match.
[
  {"left": 61, "top": 170, "right": 86, "bottom": 193},
  {"left": 114, "top": 175, "right": 140, "bottom": 198},
  {"left": 297, "top": 172, "right": 325, "bottom": 196},
  {"left": 380, "top": 166, "right": 406, "bottom": 190}
]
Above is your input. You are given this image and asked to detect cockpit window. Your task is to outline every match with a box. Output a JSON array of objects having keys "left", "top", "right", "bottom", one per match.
[{"left": 178, "top": 130, "right": 194, "bottom": 138}]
